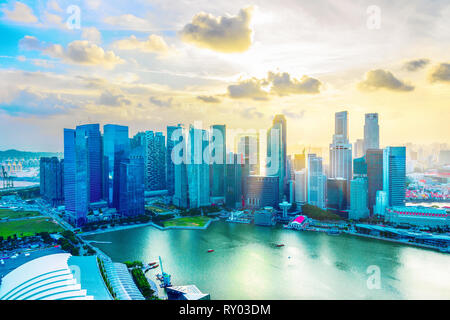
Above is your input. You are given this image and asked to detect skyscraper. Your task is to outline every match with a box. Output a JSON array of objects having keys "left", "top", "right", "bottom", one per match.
[
  {"left": 237, "top": 134, "right": 260, "bottom": 175},
  {"left": 186, "top": 125, "right": 210, "bottom": 208},
  {"left": 144, "top": 131, "right": 166, "bottom": 191},
  {"left": 40, "top": 157, "right": 64, "bottom": 207},
  {"left": 173, "top": 125, "right": 189, "bottom": 208},
  {"left": 118, "top": 158, "right": 145, "bottom": 217},
  {"left": 103, "top": 124, "right": 130, "bottom": 206},
  {"left": 327, "top": 178, "right": 348, "bottom": 217},
  {"left": 225, "top": 153, "right": 243, "bottom": 209},
  {"left": 354, "top": 139, "right": 364, "bottom": 158},
  {"left": 293, "top": 152, "right": 306, "bottom": 171},
  {"left": 364, "top": 113, "right": 379, "bottom": 153},
  {"left": 64, "top": 124, "right": 102, "bottom": 227},
  {"left": 210, "top": 124, "right": 226, "bottom": 199},
  {"left": 267, "top": 114, "right": 287, "bottom": 201},
  {"left": 366, "top": 149, "right": 383, "bottom": 214},
  {"left": 294, "top": 169, "right": 307, "bottom": 204},
  {"left": 329, "top": 111, "right": 352, "bottom": 204},
  {"left": 166, "top": 125, "right": 181, "bottom": 196},
  {"left": 307, "top": 154, "right": 326, "bottom": 209},
  {"left": 383, "top": 146, "right": 406, "bottom": 207},
  {"left": 349, "top": 156, "right": 369, "bottom": 220}
]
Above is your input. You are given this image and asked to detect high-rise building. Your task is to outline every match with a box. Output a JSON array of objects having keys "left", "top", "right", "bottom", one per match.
[
  {"left": 366, "top": 149, "right": 383, "bottom": 215},
  {"left": 327, "top": 178, "right": 348, "bottom": 218},
  {"left": 293, "top": 152, "right": 306, "bottom": 171},
  {"left": 237, "top": 134, "right": 260, "bottom": 175},
  {"left": 103, "top": 124, "right": 130, "bottom": 207},
  {"left": 349, "top": 178, "right": 370, "bottom": 220},
  {"left": 383, "top": 146, "right": 406, "bottom": 207},
  {"left": 353, "top": 156, "right": 367, "bottom": 176},
  {"left": 267, "top": 114, "right": 287, "bottom": 201},
  {"left": 144, "top": 131, "right": 166, "bottom": 191},
  {"left": 225, "top": 153, "right": 243, "bottom": 209},
  {"left": 173, "top": 125, "right": 189, "bottom": 208},
  {"left": 245, "top": 175, "right": 279, "bottom": 209},
  {"left": 364, "top": 113, "right": 379, "bottom": 153},
  {"left": 64, "top": 124, "right": 102, "bottom": 227},
  {"left": 118, "top": 158, "right": 145, "bottom": 217},
  {"left": 294, "top": 169, "right": 307, "bottom": 204},
  {"left": 330, "top": 111, "right": 352, "bottom": 204},
  {"left": 166, "top": 125, "right": 182, "bottom": 196},
  {"left": 307, "top": 154, "right": 326, "bottom": 209},
  {"left": 186, "top": 125, "right": 210, "bottom": 208},
  {"left": 210, "top": 125, "right": 226, "bottom": 199},
  {"left": 40, "top": 157, "right": 64, "bottom": 207},
  {"left": 354, "top": 139, "right": 365, "bottom": 158}
]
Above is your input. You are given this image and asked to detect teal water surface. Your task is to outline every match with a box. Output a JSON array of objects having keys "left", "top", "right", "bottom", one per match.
[{"left": 85, "top": 221, "right": 450, "bottom": 299}]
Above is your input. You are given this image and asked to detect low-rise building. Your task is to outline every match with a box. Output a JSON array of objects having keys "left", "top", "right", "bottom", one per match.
[{"left": 385, "top": 206, "right": 450, "bottom": 228}]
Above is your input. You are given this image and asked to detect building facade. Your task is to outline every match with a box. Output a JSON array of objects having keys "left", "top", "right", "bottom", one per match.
[
  {"left": 366, "top": 149, "right": 383, "bottom": 215},
  {"left": 40, "top": 157, "right": 64, "bottom": 207},
  {"left": 145, "top": 131, "right": 166, "bottom": 191},
  {"left": 383, "top": 146, "right": 406, "bottom": 207},
  {"left": 245, "top": 175, "right": 279, "bottom": 209},
  {"left": 307, "top": 154, "right": 326, "bottom": 209},
  {"left": 364, "top": 113, "right": 379, "bottom": 153}
]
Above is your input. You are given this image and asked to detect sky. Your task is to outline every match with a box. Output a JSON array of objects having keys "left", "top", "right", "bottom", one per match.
[{"left": 0, "top": 0, "right": 449, "bottom": 153}]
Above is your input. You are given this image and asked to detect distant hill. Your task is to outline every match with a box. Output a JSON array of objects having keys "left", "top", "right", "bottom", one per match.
[{"left": 0, "top": 149, "right": 62, "bottom": 160}]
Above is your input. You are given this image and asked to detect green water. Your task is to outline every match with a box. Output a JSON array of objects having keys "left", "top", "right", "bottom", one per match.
[{"left": 85, "top": 221, "right": 450, "bottom": 299}]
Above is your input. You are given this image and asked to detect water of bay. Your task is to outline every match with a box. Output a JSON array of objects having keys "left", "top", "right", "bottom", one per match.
[{"left": 85, "top": 221, "right": 450, "bottom": 299}]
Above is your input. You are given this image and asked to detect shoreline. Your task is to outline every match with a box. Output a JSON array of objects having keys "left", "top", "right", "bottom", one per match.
[{"left": 80, "top": 217, "right": 219, "bottom": 237}]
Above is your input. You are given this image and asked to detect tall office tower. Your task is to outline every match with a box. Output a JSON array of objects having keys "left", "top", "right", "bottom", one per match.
[
  {"left": 166, "top": 125, "right": 182, "bottom": 196},
  {"left": 349, "top": 178, "right": 369, "bottom": 220},
  {"left": 225, "top": 153, "right": 243, "bottom": 209},
  {"left": 307, "top": 154, "right": 326, "bottom": 209},
  {"left": 173, "top": 125, "right": 189, "bottom": 208},
  {"left": 354, "top": 139, "right": 364, "bottom": 158},
  {"left": 293, "top": 152, "right": 306, "bottom": 171},
  {"left": 210, "top": 124, "right": 226, "bottom": 199},
  {"left": 364, "top": 113, "right": 379, "bottom": 153},
  {"left": 118, "top": 158, "right": 145, "bottom": 218},
  {"left": 103, "top": 124, "right": 130, "bottom": 209},
  {"left": 366, "top": 149, "right": 383, "bottom": 215},
  {"left": 383, "top": 146, "right": 406, "bottom": 207},
  {"left": 329, "top": 111, "right": 352, "bottom": 205},
  {"left": 130, "top": 131, "right": 145, "bottom": 150},
  {"left": 267, "top": 114, "right": 287, "bottom": 201},
  {"left": 40, "top": 157, "right": 64, "bottom": 207},
  {"left": 244, "top": 175, "right": 279, "bottom": 209},
  {"left": 64, "top": 124, "right": 102, "bottom": 227},
  {"left": 237, "top": 134, "right": 260, "bottom": 175},
  {"left": 327, "top": 178, "right": 348, "bottom": 217},
  {"left": 186, "top": 125, "right": 210, "bottom": 208},
  {"left": 349, "top": 156, "right": 369, "bottom": 220},
  {"left": 144, "top": 131, "right": 166, "bottom": 191},
  {"left": 294, "top": 169, "right": 307, "bottom": 204}
]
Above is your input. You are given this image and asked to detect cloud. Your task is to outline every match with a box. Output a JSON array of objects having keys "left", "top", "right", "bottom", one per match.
[
  {"left": 228, "top": 78, "right": 269, "bottom": 100},
  {"left": 149, "top": 96, "right": 173, "bottom": 107},
  {"left": 82, "top": 27, "right": 102, "bottom": 44},
  {"left": 403, "top": 59, "right": 430, "bottom": 72},
  {"left": 227, "top": 71, "right": 322, "bottom": 100},
  {"left": 98, "top": 91, "right": 131, "bottom": 106},
  {"left": 0, "top": 88, "right": 78, "bottom": 117},
  {"left": 358, "top": 69, "right": 414, "bottom": 92},
  {"left": 197, "top": 95, "right": 221, "bottom": 103},
  {"left": 42, "top": 11, "right": 65, "bottom": 28},
  {"left": 47, "top": 0, "right": 63, "bottom": 13},
  {"left": 268, "top": 72, "right": 322, "bottom": 95},
  {"left": 103, "top": 14, "right": 152, "bottom": 31},
  {"left": 19, "top": 36, "right": 123, "bottom": 68},
  {"left": 240, "top": 107, "right": 263, "bottom": 119},
  {"left": 113, "top": 35, "right": 169, "bottom": 54},
  {"left": 1, "top": 1, "right": 38, "bottom": 23},
  {"left": 180, "top": 6, "right": 254, "bottom": 53},
  {"left": 429, "top": 63, "right": 450, "bottom": 83}
]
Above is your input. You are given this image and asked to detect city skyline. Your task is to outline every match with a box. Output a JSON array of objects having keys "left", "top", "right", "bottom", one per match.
[{"left": 0, "top": 0, "right": 450, "bottom": 152}]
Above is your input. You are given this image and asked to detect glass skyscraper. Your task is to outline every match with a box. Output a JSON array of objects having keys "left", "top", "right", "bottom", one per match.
[
  {"left": 103, "top": 124, "right": 130, "bottom": 208},
  {"left": 383, "top": 146, "right": 406, "bottom": 207},
  {"left": 145, "top": 131, "right": 166, "bottom": 191},
  {"left": 166, "top": 125, "right": 182, "bottom": 196},
  {"left": 307, "top": 154, "right": 326, "bottom": 209},
  {"left": 364, "top": 113, "right": 380, "bottom": 153},
  {"left": 366, "top": 149, "right": 383, "bottom": 215},
  {"left": 210, "top": 124, "right": 226, "bottom": 199},
  {"left": 118, "top": 158, "right": 145, "bottom": 217},
  {"left": 267, "top": 114, "right": 287, "bottom": 201},
  {"left": 64, "top": 124, "right": 102, "bottom": 227}
]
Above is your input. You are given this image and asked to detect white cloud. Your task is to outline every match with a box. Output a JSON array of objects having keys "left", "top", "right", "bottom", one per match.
[
  {"left": 2, "top": 1, "right": 38, "bottom": 23},
  {"left": 103, "top": 14, "right": 152, "bottom": 31},
  {"left": 82, "top": 27, "right": 102, "bottom": 44},
  {"left": 113, "top": 35, "right": 169, "bottom": 54}
]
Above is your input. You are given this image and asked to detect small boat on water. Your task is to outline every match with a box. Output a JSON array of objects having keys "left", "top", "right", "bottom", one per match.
[
  {"left": 148, "top": 262, "right": 157, "bottom": 266},
  {"left": 276, "top": 244, "right": 285, "bottom": 247},
  {"left": 150, "top": 264, "right": 159, "bottom": 269},
  {"left": 207, "top": 249, "right": 214, "bottom": 253}
]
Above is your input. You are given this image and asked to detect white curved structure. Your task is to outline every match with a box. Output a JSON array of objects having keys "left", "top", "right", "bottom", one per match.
[{"left": 0, "top": 253, "right": 111, "bottom": 300}]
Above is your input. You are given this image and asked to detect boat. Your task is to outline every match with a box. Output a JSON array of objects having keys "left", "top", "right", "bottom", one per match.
[
  {"left": 276, "top": 244, "right": 285, "bottom": 247},
  {"left": 151, "top": 264, "right": 159, "bottom": 269},
  {"left": 207, "top": 249, "right": 214, "bottom": 253},
  {"left": 148, "top": 262, "right": 157, "bottom": 266}
]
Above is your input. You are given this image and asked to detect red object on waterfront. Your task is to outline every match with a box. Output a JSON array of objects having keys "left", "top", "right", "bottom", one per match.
[
  {"left": 207, "top": 249, "right": 214, "bottom": 253},
  {"left": 276, "top": 244, "right": 285, "bottom": 247}
]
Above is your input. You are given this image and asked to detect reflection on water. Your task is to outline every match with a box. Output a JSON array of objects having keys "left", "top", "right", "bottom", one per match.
[{"left": 85, "top": 221, "right": 450, "bottom": 300}]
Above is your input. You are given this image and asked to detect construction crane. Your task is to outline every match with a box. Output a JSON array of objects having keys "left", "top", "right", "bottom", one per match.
[
  {"left": 158, "top": 256, "right": 172, "bottom": 288},
  {"left": 1, "top": 165, "right": 14, "bottom": 189}
]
